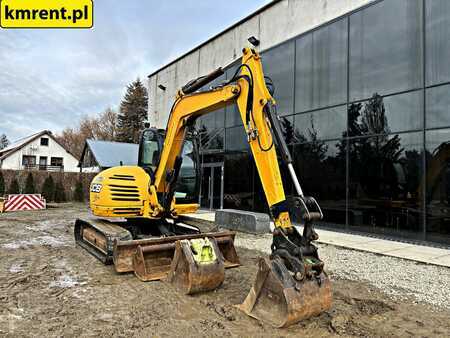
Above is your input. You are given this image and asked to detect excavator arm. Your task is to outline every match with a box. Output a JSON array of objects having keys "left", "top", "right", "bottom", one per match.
[
  {"left": 154, "top": 47, "right": 300, "bottom": 227},
  {"left": 151, "top": 46, "right": 331, "bottom": 327}
]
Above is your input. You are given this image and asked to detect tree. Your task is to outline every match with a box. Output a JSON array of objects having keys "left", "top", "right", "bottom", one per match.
[
  {"left": 280, "top": 117, "right": 296, "bottom": 144},
  {"left": 74, "top": 180, "right": 84, "bottom": 202},
  {"left": 54, "top": 180, "right": 66, "bottom": 202},
  {"left": 56, "top": 108, "right": 119, "bottom": 159},
  {"left": 41, "top": 176, "right": 55, "bottom": 202},
  {"left": 24, "top": 173, "right": 35, "bottom": 194},
  {"left": 116, "top": 78, "right": 148, "bottom": 143},
  {"left": 56, "top": 127, "right": 85, "bottom": 159},
  {"left": 7, "top": 178, "right": 20, "bottom": 194},
  {"left": 0, "top": 134, "right": 9, "bottom": 150},
  {"left": 0, "top": 172, "right": 5, "bottom": 196},
  {"left": 95, "top": 107, "right": 118, "bottom": 140}
]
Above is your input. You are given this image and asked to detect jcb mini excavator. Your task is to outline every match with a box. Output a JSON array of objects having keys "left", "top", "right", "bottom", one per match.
[{"left": 74, "top": 43, "right": 331, "bottom": 327}]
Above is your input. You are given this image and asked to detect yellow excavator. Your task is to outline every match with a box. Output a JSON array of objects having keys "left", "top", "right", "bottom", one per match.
[{"left": 74, "top": 43, "right": 331, "bottom": 327}]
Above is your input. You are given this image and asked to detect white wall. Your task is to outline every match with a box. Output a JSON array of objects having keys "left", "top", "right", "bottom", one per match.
[
  {"left": 147, "top": 0, "right": 375, "bottom": 129},
  {"left": 1, "top": 134, "right": 79, "bottom": 172}
]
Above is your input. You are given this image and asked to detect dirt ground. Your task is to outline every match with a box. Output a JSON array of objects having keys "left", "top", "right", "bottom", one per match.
[{"left": 0, "top": 204, "right": 449, "bottom": 337}]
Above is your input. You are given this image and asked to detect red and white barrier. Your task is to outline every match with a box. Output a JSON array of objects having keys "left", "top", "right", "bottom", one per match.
[{"left": 3, "top": 194, "right": 46, "bottom": 212}]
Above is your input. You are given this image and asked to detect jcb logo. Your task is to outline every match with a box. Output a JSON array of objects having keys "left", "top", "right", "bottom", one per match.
[{"left": 90, "top": 183, "right": 102, "bottom": 193}]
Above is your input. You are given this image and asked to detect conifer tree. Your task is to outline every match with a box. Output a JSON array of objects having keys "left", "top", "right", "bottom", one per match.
[
  {"left": 24, "top": 173, "right": 35, "bottom": 194},
  {"left": 74, "top": 180, "right": 84, "bottom": 202},
  {"left": 0, "top": 172, "right": 5, "bottom": 196},
  {"left": 116, "top": 78, "right": 148, "bottom": 143},
  {"left": 54, "top": 180, "right": 66, "bottom": 202},
  {"left": 7, "top": 178, "right": 20, "bottom": 194},
  {"left": 41, "top": 176, "right": 55, "bottom": 202},
  {"left": 0, "top": 134, "right": 9, "bottom": 150}
]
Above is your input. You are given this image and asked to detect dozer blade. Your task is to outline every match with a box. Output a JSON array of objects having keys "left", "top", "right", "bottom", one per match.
[
  {"left": 74, "top": 218, "right": 132, "bottom": 264},
  {"left": 238, "top": 257, "right": 332, "bottom": 328},
  {"left": 164, "top": 237, "right": 225, "bottom": 294},
  {"left": 114, "top": 230, "right": 240, "bottom": 276}
]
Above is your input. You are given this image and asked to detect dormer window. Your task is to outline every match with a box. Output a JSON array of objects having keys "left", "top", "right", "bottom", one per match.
[{"left": 40, "top": 137, "right": 49, "bottom": 146}]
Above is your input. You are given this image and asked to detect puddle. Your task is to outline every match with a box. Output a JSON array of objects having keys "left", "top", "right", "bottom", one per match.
[
  {"left": 50, "top": 274, "right": 86, "bottom": 288},
  {"left": 25, "top": 220, "right": 62, "bottom": 233},
  {"left": 9, "top": 264, "right": 24, "bottom": 273}
]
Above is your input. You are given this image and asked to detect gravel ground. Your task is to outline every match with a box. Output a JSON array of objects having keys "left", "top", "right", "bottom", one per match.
[{"left": 235, "top": 233, "right": 450, "bottom": 310}]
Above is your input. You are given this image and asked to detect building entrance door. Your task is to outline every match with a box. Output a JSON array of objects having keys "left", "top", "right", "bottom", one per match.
[{"left": 199, "top": 162, "right": 224, "bottom": 210}]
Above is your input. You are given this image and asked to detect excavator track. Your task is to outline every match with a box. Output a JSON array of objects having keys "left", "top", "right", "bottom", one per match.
[{"left": 74, "top": 218, "right": 133, "bottom": 264}]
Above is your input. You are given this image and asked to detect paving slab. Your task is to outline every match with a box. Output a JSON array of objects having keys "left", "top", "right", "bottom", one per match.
[{"left": 430, "top": 254, "right": 450, "bottom": 267}]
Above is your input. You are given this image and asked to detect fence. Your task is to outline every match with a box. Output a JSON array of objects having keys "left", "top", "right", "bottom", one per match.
[{"left": 22, "top": 165, "right": 64, "bottom": 172}]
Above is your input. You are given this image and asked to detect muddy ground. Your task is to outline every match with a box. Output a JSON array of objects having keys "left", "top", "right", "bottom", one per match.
[{"left": 0, "top": 204, "right": 449, "bottom": 337}]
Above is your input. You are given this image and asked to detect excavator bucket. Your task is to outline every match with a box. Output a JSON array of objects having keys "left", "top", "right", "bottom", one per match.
[
  {"left": 115, "top": 231, "right": 239, "bottom": 280},
  {"left": 164, "top": 237, "right": 225, "bottom": 294},
  {"left": 239, "top": 257, "right": 332, "bottom": 328}
]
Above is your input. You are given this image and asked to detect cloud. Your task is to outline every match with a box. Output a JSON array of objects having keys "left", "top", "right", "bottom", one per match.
[{"left": 0, "top": 0, "right": 270, "bottom": 141}]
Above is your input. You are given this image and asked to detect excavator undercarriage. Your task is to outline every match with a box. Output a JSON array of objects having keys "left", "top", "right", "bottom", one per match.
[{"left": 74, "top": 216, "right": 239, "bottom": 293}]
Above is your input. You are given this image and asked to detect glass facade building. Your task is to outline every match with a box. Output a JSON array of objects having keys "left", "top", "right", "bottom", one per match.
[{"left": 195, "top": 0, "right": 450, "bottom": 245}]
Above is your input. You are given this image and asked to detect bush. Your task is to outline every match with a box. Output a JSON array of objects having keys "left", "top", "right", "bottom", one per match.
[
  {"left": 54, "top": 180, "right": 66, "bottom": 202},
  {"left": 41, "top": 176, "right": 55, "bottom": 202},
  {"left": 7, "top": 178, "right": 20, "bottom": 194},
  {"left": 0, "top": 172, "right": 5, "bottom": 196},
  {"left": 24, "top": 173, "right": 35, "bottom": 194},
  {"left": 74, "top": 180, "right": 84, "bottom": 202}
]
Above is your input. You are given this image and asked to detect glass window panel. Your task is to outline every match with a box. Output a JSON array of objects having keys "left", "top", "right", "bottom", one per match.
[
  {"left": 176, "top": 140, "right": 199, "bottom": 204},
  {"left": 196, "top": 71, "right": 226, "bottom": 139},
  {"left": 277, "top": 115, "right": 295, "bottom": 144},
  {"left": 292, "top": 141, "right": 347, "bottom": 227},
  {"left": 294, "top": 105, "right": 347, "bottom": 142},
  {"left": 225, "top": 64, "right": 242, "bottom": 128},
  {"left": 195, "top": 73, "right": 227, "bottom": 152},
  {"left": 348, "top": 132, "right": 424, "bottom": 237},
  {"left": 225, "top": 125, "right": 249, "bottom": 152},
  {"left": 225, "top": 104, "right": 241, "bottom": 128},
  {"left": 426, "top": 84, "right": 450, "bottom": 129},
  {"left": 224, "top": 152, "right": 254, "bottom": 211},
  {"left": 295, "top": 19, "right": 348, "bottom": 112},
  {"left": 426, "top": 0, "right": 450, "bottom": 86},
  {"left": 295, "top": 33, "right": 313, "bottom": 112},
  {"left": 425, "top": 129, "right": 450, "bottom": 244},
  {"left": 196, "top": 110, "right": 225, "bottom": 152},
  {"left": 349, "top": 0, "right": 423, "bottom": 101},
  {"left": 346, "top": 92, "right": 423, "bottom": 138},
  {"left": 262, "top": 41, "right": 295, "bottom": 116},
  {"left": 383, "top": 91, "right": 423, "bottom": 132}
]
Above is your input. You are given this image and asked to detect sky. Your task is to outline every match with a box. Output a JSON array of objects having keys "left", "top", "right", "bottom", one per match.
[{"left": 0, "top": 0, "right": 270, "bottom": 142}]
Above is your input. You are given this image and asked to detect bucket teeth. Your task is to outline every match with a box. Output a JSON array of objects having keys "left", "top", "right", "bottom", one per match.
[
  {"left": 238, "top": 257, "right": 332, "bottom": 328},
  {"left": 166, "top": 237, "right": 225, "bottom": 294}
]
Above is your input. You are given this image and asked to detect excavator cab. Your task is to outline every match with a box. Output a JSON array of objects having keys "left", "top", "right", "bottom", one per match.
[
  {"left": 138, "top": 127, "right": 164, "bottom": 177},
  {"left": 137, "top": 126, "right": 200, "bottom": 204}
]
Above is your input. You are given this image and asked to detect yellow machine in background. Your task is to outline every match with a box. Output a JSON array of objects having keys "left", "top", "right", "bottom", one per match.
[{"left": 75, "top": 41, "right": 331, "bottom": 327}]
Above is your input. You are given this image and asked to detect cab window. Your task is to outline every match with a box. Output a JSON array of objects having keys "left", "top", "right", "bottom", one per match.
[
  {"left": 140, "top": 130, "right": 160, "bottom": 170},
  {"left": 175, "top": 140, "right": 199, "bottom": 203}
]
